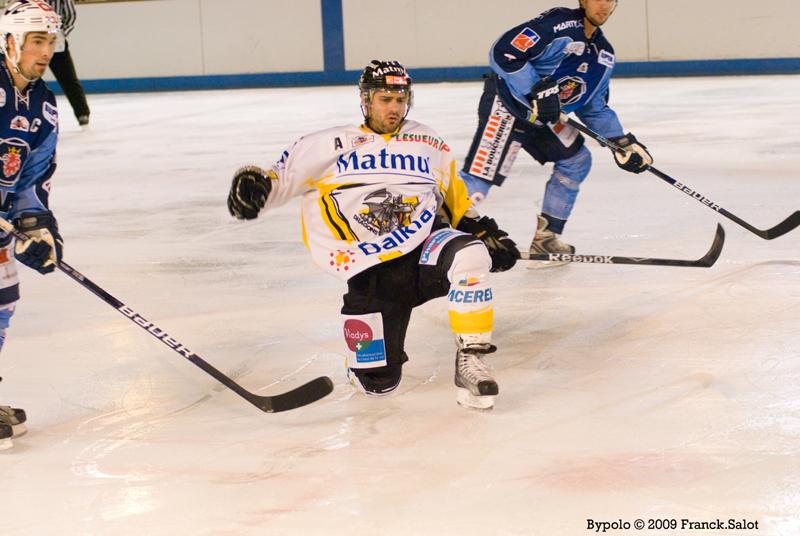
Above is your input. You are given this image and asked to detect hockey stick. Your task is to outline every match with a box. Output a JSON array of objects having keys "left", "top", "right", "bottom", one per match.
[
  {"left": 560, "top": 114, "right": 800, "bottom": 240},
  {"left": 0, "top": 218, "right": 333, "bottom": 413},
  {"left": 521, "top": 223, "right": 725, "bottom": 268}
]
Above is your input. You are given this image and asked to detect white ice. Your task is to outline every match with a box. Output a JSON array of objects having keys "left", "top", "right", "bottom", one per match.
[{"left": 1, "top": 75, "right": 798, "bottom": 536}]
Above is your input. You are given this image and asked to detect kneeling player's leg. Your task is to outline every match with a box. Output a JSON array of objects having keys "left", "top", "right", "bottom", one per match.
[
  {"left": 341, "top": 263, "right": 414, "bottom": 397},
  {"left": 419, "top": 229, "right": 498, "bottom": 410}
]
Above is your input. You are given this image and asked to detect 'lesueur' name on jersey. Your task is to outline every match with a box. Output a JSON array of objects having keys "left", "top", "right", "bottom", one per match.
[{"left": 264, "top": 120, "right": 472, "bottom": 279}]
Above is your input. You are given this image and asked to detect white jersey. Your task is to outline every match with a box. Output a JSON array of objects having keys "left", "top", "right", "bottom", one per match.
[{"left": 264, "top": 120, "right": 472, "bottom": 280}]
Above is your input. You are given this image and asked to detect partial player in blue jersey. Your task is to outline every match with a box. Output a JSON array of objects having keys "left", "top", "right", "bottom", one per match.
[
  {"left": 0, "top": 0, "right": 64, "bottom": 449},
  {"left": 459, "top": 0, "right": 653, "bottom": 258}
]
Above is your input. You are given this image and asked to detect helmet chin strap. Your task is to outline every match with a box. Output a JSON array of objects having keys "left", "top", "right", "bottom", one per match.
[{"left": 6, "top": 37, "right": 38, "bottom": 85}]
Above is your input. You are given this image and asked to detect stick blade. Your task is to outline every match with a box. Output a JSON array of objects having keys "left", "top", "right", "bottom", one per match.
[
  {"left": 764, "top": 210, "right": 800, "bottom": 240},
  {"left": 251, "top": 376, "right": 334, "bottom": 413},
  {"left": 696, "top": 223, "right": 726, "bottom": 267}
]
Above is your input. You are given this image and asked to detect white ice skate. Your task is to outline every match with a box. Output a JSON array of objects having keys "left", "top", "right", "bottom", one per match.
[
  {"left": 454, "top": 335, "right": 498, "bottom": 411},
  {"left": 528, "top": 215, "right": 575, "bottom": 268}
]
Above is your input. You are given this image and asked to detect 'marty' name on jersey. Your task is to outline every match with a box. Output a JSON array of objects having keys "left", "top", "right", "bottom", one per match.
[{"left": 263, "top": 120, "right": 472, "bottom": 280}]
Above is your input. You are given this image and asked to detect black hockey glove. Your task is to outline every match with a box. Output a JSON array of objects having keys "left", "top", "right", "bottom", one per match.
[
  {"left": 609, "top": 133, "right": 653, "bottom": 174},
  {"left": 14, "top": 211, "right": 63, "bottom": 274},
  {"left": 528, "top": 78, "right": 561, "bottom": 125},
  {"left": 457, "top": 215, "right": 519, "bottom": 272},
  {"left": 227, "top": 166, "right": 273, "bottom": 220}
]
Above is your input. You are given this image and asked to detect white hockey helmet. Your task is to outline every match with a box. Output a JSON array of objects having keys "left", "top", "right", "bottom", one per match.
[{"left": 0, "top": 0, "right": 61, "bottom": 64}]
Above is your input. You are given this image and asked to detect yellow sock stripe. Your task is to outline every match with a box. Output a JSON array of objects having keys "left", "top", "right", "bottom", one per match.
[{"left": 448, "top": 307, "right": 493, "bottom": 334}]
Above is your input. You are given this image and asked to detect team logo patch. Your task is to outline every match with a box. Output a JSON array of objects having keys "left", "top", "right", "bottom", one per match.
[
  {"left": 0, "top": 89, "right": 5, "bottom": 108},
  {"left": 557, "top": 76, "right": 587, "bottom": 106},
  {"left": 510, "top": 27, "right": 541, "bottom": 52},
  {"left": 42, "top": 101, "right": 57, "bottom": 127},
  {"left": 329, "top": 249, "right": 356, "bottom": 272},
  {"left": 0, "top": 138, "right": 30, "bottom": 186},
  {"left": 10, "top": 116, "right": 29, "bottom": 132},
  {"left": 354, "top": 188, "right": 418, "bottom": 235},
  {"left": 351, "top": 134, "right": 374, "bottom": 148},
  {"left": 598, "top": 50, "right": 615, "bottom": 68},
  {"left": 3, "top": 148, "right": 21, "bottom": 178}
]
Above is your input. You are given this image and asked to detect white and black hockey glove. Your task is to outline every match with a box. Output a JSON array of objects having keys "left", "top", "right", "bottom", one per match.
[
  {"left": 457, "top": 215, "right": 519, "bottom": 272},
  {"left": 14, "top": 211, "right": 63, "bottom": 274},
  {"left": 528, "top": 78, "right": 561, "bottom": 125},
  {"left": 227, "top": 166, "right": 273, "bottom": 220},
  {"left": 609, "top": 133, "right": 653, "bottom": 174}
]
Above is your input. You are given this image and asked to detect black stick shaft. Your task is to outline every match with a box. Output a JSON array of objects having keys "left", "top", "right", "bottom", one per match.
[
  {"left": 562, "top": 115, "right": 800, "bottom": 240},
  {"left": 1, "top": 218, "right": 333, "bottom": 412},
  {"left": 521, "top": 223, "right": 725, "bottom": 268}
]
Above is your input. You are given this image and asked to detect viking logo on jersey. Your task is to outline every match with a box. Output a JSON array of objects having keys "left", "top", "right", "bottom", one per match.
[
  {"left": 510, "top": 27, "right": 541, "bottom": 52},
  {"left": 354, "top": 188, "right": 419, "bottom": 235},
  {"left": 558, "top": 76, "right": 587, "bottom": 106}
]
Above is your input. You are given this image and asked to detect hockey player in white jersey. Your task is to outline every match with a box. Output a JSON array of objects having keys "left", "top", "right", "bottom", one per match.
[{"left": 228, "top": 60, "right": 519, "bottom": 410}]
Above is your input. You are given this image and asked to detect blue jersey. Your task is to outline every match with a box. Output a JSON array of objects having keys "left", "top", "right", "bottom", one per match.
[
  {"left": 0, "top": 59, "right": 58, "bottom": 224},
  {"left": 489, "top": 7, "right": 624, "bottom": 138}
]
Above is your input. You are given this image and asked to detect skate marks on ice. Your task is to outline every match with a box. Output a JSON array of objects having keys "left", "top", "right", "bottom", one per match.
[{"left": 491, "top": 256, "right": 800, "bottom": 413}]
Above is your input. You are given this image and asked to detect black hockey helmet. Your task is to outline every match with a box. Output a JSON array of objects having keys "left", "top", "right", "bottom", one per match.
[{"left": 358, "top": 60, "right": 413, "bottom": 118}]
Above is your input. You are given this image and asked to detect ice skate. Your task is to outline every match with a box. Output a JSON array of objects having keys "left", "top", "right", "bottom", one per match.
[
  {"left": 528, "top": 215, "right": 575, "bottom": 268},
  {"left": 0, "top": 422, "right": 11, "bottom": 450},
  {"left": 347, "top": 364, "right": 402, "bottom": 397},
  {"left": 454, "top": 335, "right": 498, "bottom": 411},
  {"left": 0, "top": 405, "right": 27, "bottom": 438}
]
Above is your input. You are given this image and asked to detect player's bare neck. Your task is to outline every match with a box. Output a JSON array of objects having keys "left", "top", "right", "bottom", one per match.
[
  {"left": 4, "top": 57, "right": 28, "bottom": 92},
  {"left": 583, "top": 19, "right": 597, "bottom": 40}
]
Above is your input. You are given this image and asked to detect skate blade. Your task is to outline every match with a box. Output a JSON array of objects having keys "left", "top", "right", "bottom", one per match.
[
  {"left": 0, "top": 437, "right": 12, "bottom": 451},
  {"left": 456, "top": 388, "right": 495, "bottom": 411}
]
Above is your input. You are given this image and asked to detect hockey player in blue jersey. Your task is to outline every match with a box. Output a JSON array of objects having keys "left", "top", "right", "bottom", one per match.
[
  {"left": 0, "top": 0, "right": 64, "bottom": 449},
  {"left": 460, "top": 0, "right": 653, "bottom": 259}
]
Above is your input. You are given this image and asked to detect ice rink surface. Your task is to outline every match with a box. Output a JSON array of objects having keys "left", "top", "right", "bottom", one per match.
[{"left": 0, "top": 75, "right": 798, "bottom": 535}]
